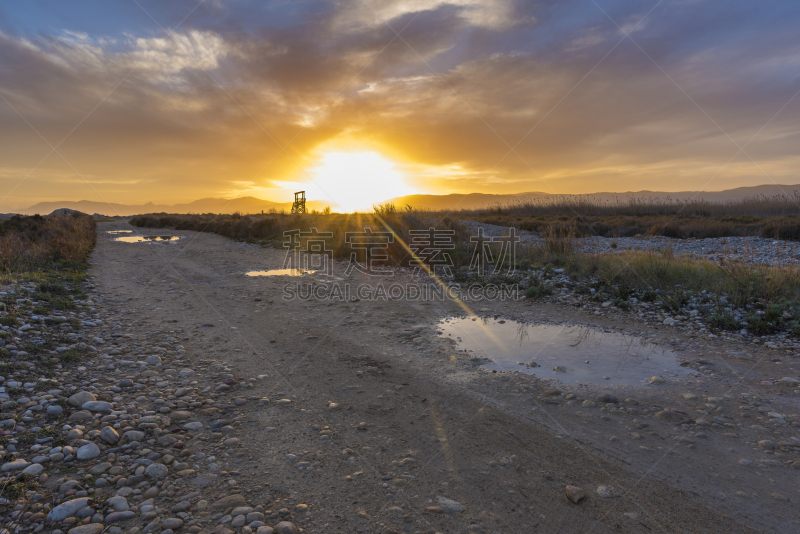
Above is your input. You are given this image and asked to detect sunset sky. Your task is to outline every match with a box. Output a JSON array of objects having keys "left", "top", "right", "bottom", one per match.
[{"left": 0, "top": 1, "right": 798, "bottom": 211}]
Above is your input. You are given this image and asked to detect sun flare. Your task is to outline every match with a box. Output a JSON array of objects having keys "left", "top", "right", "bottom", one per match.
[{"left": 307, "top": 151, "right": 417, "bottom": 212}]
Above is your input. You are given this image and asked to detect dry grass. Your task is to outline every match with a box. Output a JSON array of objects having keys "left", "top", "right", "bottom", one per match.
[
  {"left": 130, "top": 205, "right": 471, "bottom": 267},
  {"left": 458, "top": 194, "right": 800, "bottom": 240},
  {"left": 0, "top": 213, "right": 96, "bottom": 272}
]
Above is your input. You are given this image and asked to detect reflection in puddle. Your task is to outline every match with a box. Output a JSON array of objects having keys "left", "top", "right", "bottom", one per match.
[
  {"left": 106, "top": 230, "right": 133, "bottom": 234},
  {"left": 439, "top": 317, "right": 689, "bottom": 386},
  {"left": 246, "top": 269, "right": 315, "bottom": 276},
  {"left": 114, "top": 235, "right": 181, "bottom": 243}
]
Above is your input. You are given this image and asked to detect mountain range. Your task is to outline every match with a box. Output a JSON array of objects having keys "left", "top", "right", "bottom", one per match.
[{"left": 12, "top": 183, "right": 800, "bottom": 216}]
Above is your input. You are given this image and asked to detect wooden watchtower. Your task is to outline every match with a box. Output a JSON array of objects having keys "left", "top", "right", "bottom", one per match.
[{"left": 291, "top": 191, "right": 306, "bottom": 214}]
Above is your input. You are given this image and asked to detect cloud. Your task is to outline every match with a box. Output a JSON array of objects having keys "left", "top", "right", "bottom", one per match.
[{"left": 0, "top": 0, "right": 799, "bottom": 209}]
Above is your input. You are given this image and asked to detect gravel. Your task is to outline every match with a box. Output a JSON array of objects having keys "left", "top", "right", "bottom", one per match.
[{"left": 460, "top": 220, "right": 800, "bottom": 265}]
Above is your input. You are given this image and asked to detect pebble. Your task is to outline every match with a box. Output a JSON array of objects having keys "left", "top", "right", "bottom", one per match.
[
  {"left": 1, "top": 458, "right": 28, "bottom": 471},
  {"left": 77, "top": 443, "right": 101, "bottom": 460},
  {"left": 565, "top": 485, "right": 587, "bottom": 504},
  {"left": 67, "top": 525, "right": 105, "bottom": 534},
  {"left": 101, "top": 426, "right": 120, "bottom": 444},
  {"left": 46, "top": 404, "right": 64, "bottom": 415},
  {"left": 22, "top": 463, "right": 44, "bottom": 476},
  {"left": 273, "top": 522, "right": 298, "bottom": 534},
  {"left": 144, "top": 463, "right": 169, "bottom": 479},
  {"left": 105, "top": 511, "right": 136, "bottom": 523},
  {"left": 48, "top": 497, "right": 93, "bottom": 522},
  {"left": 212, "top": 494, "right": 246, "bottom": 510},
  {"left": 436, "top": 496, "right": 464, "bottom": 513},
  {"left": 161, "top": 518, "right": 184, "bottom": 529},
  {"left": 67, "top": 391, "right": 96, "bottom": 407}
]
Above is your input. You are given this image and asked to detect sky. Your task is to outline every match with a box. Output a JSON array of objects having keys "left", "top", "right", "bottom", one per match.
[{"left": 0, "top": 0, "right": 798, "bottom": 211}]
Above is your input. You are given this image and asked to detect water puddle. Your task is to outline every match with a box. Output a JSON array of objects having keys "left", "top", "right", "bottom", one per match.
[
  {"left": 439, "top": 317, "right": 689, "bottom": 386},
  {"left": 114, "top": 235, "right": 181, "bottom": 243},
  {"left": 246, "top": 269, "right": 315, "bottom": 277},
  {"left": 106, "top": 230, "right": 133, "bottom": 234}
]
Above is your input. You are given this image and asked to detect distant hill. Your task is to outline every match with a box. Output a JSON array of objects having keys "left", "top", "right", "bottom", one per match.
[
  {"left": 15, "top": 183, "right": 800, "bottom": 216},
  {"left": 390, "top": 183, "right": 800, "bottom": 210},
  {"left": 17, "top": 197, "right": 332, "bottom": 217}
]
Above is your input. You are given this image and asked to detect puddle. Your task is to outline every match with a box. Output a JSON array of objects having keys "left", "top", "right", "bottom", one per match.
[
  {"left": 439, "top": 317, "right": 689, "bottom": 386},
  {"left": 106, "top": 230, "right": 133, "bottom": 234},
  {"left": 114, "top": 235, "right": 181, "bottom": 243},
  {"left": 246, "top": 269, "right": 315, "bottom": 277}
]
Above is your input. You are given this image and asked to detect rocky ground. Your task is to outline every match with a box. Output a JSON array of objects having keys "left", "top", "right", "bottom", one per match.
[
  {"left": 461, "top": 220, "right": 800, "bottom": 265},
  {"left": 0, "top": 221, "right": 798, "bottom": 533}
]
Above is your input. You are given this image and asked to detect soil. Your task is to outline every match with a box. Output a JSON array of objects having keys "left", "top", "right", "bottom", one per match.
[{"left": 90, "top": 221, "right": 800, "bottom": 534}]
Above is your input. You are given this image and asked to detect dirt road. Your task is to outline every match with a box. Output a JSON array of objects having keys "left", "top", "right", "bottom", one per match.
[{"left": 91, "top": 221, "right": 800, "bottom": 533}]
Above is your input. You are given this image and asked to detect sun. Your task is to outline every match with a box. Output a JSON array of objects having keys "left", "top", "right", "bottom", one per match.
[{"left": 307, "top": 151, "right": 417, "bottom": 212}]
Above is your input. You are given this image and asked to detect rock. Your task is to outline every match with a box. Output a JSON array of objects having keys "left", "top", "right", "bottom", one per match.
[
  {"left": 170, "top": 411, "right": 191, "bottom": 421},
  {"left": 146, "top": 355, "right": 162, "bottom": 365},
  {"left": 144, "top": 463, "right": 169, "bottom": 479},
  {"left": 256, "top": 528, "right": 274, "bottom": 534},
  {"left": 596, "top": 394, "right": 618, "bottom": 404},
  {"left": 223, "top": 438, "right": 240, "bottom": 447},
  {"left": 655, "top": 410, "right": 685, "bottom": 423},
  {"left": 273, "top": 522, "right": 297, "bottom": 534},
  {"left": 211, "top": 494, "right": 246, "bottom": 510},
  {"left": 161, "top": 518, "right": 184, "bottom": 529},
  {"left": 123, "top": 430, "right": 145, "bottom": 442},
  {"left": 565, "top": 485, "right": 587, "bottom": 504},
  {"left": 105, "top": 511, "right": 136, "bottom": 523},
  {"left": 48, "top": 497, "right": 93, "bottom": 522},
  {"left": 232, "top": 507, "right": 254, "bottom": 517},
  {"left": 46, "top": 405, "right": 64, "bottom": 416},
  {"left": 67, "top": 525, "right": 105, "bottom": 534},
  {"left": 596, "top": 485, "right": 614, "bottom": 498},
  {"left": 105, "top": 496, "right": 129, "bottom": 511},
  {"left": 1, "top": 458, "right": 28, "bottom": 471},
  {"left": 436, "top": 496, "right": 464, "bottom": 513},
  {"left": 101, "top": 426, "right": 120, "bottom": 444},
  {"left": 68, "top": 391, "right": 96, "bottom": 407},
  {"left": 194, "top": 474, "right": 217, "bottom": 486},
  {"left": 247, "top": 512, "right": 265, "bottom": 523},
  {"left": 69, "top": 410, "right": 93, "bottom": 422},
  {"left": 82, "top": 401, "right": 113, "bottom": 413},
  {"left": 184, "top": 422, "right": 203, "bottom": 431},
  {"left": 22, "top": 463, "right": 44, "bottom": 476},
  {"left": 231, "top": 516, "right": 247, "bottom": 528},
  {"left": 758, "top": 440, "right": 776, "bottom": 450},
  {"left": 77, "top": 443, "right": 101, "bottom": 460},
  {"left": 143, "top": 487, "right": 160, "bottom": 498}
]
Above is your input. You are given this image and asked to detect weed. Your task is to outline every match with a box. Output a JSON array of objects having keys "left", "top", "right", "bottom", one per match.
[
  {"left": 708, "top": 310, "right": 740, "bottom": 331},
  {"left": 659, "top": 290, "right": 692, "bottom": 313},
  {"left": 525, "top": 275, "right": 553, "bottom": 299},
  {"left": 60, "top": 347, "right": 84, "bottom": 363}
]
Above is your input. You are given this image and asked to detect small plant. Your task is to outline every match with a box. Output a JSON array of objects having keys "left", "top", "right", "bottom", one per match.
[
  {"left": 610, "top": 241, "right": 618, "bottom": 249},
  {"left": 614, "top": 298, "right": 631, "bottom": 310},
  {"left": 708, "top": 310, "right": 740, "bottom": 331},
  {"left": 659, "top": 290, "right": 691, "bottom": 313},
  {"left": 60, "top": 347, "right": 84, "bottom": 363},
  {"left": 525, "top": 275, "right": 553, "bottom": 299}
]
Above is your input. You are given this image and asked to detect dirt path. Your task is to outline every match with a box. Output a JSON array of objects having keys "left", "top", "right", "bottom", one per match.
[{"left": 90, "top": 221, "right": 800, "bottom": 534}]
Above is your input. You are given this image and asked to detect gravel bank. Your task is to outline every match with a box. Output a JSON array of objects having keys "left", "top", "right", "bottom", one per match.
[{"left": 460, "top": 221, "right": 800, "bottom": 265}]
